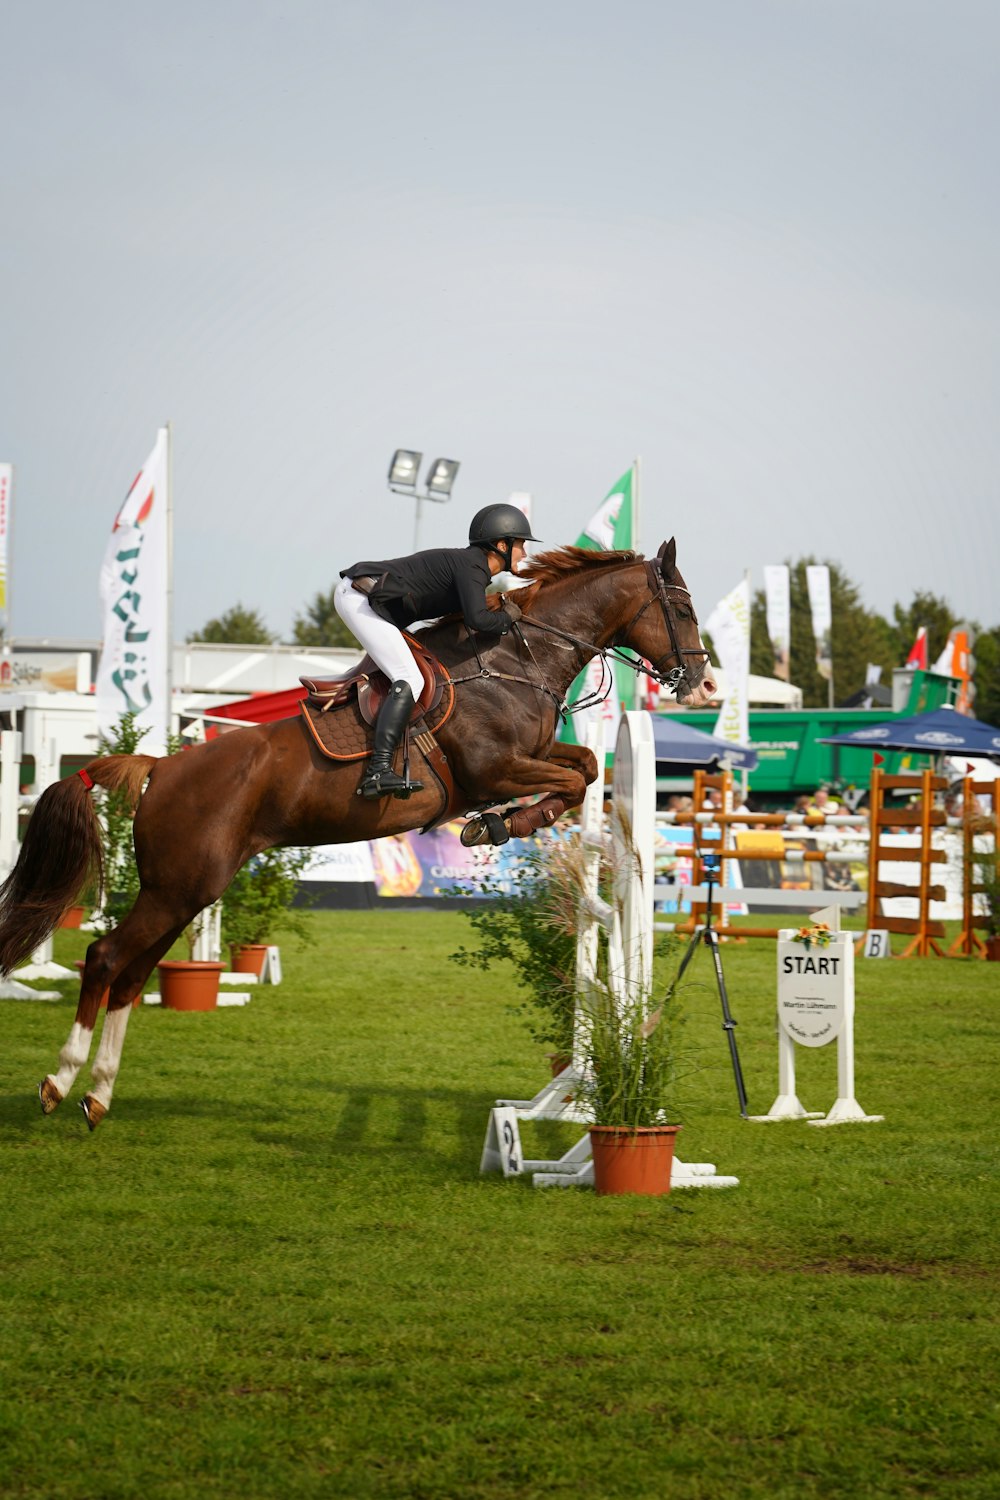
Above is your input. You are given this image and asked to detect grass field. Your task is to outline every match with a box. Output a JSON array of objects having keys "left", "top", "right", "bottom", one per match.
[{"left": 1, "top": 911, "right": 997, "bottom": 1499}]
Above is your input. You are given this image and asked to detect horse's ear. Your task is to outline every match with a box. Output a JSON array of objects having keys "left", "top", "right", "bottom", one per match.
[{"left": 657, "top": 538, "right": 677, "bottom": 580}]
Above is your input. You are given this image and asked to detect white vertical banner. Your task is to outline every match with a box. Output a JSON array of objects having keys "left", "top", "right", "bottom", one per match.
[
  {"left": 0, "top": 462, "right": 12, "bottom": 634},
  {"left": 806, "top": 564, "right": 833, "bottom": 685},
  {"left": 864, "top": 663, "right": 882, "bottom": 709},
  {"left": 706, "top": 578, "right": 750, "bottom": 748},
  {"left": 96, "top": 429, "right": 170, "bottom": 754},
  {"left": 763, "top": 564, "right": 790, "bottom": 682}
]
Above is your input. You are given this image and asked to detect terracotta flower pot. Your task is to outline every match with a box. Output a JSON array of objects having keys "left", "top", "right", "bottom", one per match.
[
  {"left": 985, "top": 935, "right": 1000, "bottom": 962},
  {"left": 230, "top": 944, "right": 270, "bottom": 977},
  {"left": 157, "top": 960, "right": 225, "bottom": 1011},
  {"left": 589, "top": 1124, "right": 681, "bottom": 1197},
  {"left": 60, "top": 905, "right": 86, "bottom": 929}
]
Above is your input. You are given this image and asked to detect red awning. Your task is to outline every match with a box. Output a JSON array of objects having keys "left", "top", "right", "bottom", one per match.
[{"left": 193, "top": 686, "right": 307, "bottom": 736}]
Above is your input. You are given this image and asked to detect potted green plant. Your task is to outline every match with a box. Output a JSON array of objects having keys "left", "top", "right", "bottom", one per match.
[{"left": 220, "top": 846, "right": 315, "bottom": 975}]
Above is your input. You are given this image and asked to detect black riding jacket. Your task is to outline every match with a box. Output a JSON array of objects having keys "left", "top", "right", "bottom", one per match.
[{"left": 342, "top": 546, "right": 516, "bottom": 637}]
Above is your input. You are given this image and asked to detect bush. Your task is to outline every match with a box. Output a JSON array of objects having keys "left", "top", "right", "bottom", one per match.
[
  {"left": 449, "top": 841, "right": 580, "bottom": 1053},
  {"left": 220, "top": 846, "right": 316, "bottom": 953}
]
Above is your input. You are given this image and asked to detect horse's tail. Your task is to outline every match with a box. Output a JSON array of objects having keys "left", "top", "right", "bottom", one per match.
[{"left": 0, "top": 754, "right": 157, "bottom": 976}]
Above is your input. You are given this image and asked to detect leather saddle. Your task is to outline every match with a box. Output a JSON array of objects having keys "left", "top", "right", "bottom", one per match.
[{"left": 299, "top": 635, "right": 455, "bottom": 763}]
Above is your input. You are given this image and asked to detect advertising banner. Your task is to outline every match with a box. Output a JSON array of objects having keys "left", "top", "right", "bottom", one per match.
[{"left": 96, "top": 429, "right": 170, "bottom": 753}]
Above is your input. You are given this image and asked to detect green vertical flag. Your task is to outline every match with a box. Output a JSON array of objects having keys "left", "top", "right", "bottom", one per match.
[{"left": 561, "top": 465, "right": 638, "bottom": 748}]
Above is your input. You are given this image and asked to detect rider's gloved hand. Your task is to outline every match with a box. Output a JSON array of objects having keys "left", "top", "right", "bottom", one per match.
[{"left": 503, "top": 600, "right": 522, "bottom": 625}]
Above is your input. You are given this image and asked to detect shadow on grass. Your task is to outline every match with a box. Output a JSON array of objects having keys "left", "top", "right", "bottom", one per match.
[
  {"left": 0, "top": 1080, "right": 494, "bottom": 1177},
  {"left": 256, "top": 1080, "right": 491, "bottom": 1177}
]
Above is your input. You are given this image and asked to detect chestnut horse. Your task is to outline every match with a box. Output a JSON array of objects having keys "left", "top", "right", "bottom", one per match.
[{"left": 0, "top": 541, "right": 715, "bottom": 1127}]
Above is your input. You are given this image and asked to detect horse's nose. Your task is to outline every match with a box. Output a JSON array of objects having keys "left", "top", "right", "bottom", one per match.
[{"left": 700, "top": 672, "right": 718, "bottom": 700}]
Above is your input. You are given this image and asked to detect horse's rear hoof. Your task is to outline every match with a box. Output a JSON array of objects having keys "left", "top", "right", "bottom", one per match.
[
  {"left": 39, "top": 1077, "right": 63, "bottom": 1115},
  {"left": 80, "top": 1095, "right": 107, "bottom": 1131}
]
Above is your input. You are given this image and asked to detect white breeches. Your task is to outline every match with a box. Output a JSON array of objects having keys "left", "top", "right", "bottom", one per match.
[{"left": 334, "top": 576, "right": 424, "bottom": 700}]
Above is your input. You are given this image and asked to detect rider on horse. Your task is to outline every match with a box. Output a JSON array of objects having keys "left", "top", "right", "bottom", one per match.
[{"left": 335, "top": 502, "right": 538, "bottom": 800}]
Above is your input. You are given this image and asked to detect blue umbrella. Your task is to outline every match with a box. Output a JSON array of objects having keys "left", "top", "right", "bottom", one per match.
[
  {"left": 651, "top": 714, "right": 759, "bottom": 770},
  {"left": 819, "top": 705, "right": 1000, "bottom": 762}
]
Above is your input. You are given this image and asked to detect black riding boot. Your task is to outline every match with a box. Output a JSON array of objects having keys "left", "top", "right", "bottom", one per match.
[{"left": 358, "top": 681, "right": 425, "bottom": 800}]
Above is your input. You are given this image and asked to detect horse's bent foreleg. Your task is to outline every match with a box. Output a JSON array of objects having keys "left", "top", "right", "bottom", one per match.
[
  {"left": 461, "top": 747, "right": 599, "bottom": 845},
  {"left": 546, "top": 743, "right": 601, "bottom": 785}
]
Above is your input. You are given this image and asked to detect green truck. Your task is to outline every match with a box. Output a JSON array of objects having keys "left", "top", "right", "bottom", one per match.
[{"left": 666, "top": 669, "right": 958, "bottom": 803}]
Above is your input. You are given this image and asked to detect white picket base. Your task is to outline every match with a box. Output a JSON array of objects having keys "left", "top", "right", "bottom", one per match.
[
  {"left": 14, "top": 961, "right": 75, "bottom": 980},
  {"left": 0, "top": 979, "right": 61, "bottom": 1001},
  {"left": 809, "top": 1097, "right": 884, "bottom": 1127}
]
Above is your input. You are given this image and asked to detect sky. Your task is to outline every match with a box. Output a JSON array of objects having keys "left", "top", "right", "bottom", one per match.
[{"left": 2, "top": 0, "right": 998, "bottom": 649}]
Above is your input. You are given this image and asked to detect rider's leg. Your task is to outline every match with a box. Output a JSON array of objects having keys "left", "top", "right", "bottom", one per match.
[
  {"left": 333, "top": 579, "right": 425, "bottom": 799},
  {"left": 333, "top": 579, "right": 424, "bottom": 697},
  {"left": 359, "top": 680, "right": 424, "bottom": 799}
]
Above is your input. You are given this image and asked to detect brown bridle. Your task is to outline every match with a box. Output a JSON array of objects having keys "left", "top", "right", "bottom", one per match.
[
  {"left": 621, "top": 556, "right": 712, "bottom": 692},
  {"left": 513, "top": 551, "right": 712, "bottom": 708}
]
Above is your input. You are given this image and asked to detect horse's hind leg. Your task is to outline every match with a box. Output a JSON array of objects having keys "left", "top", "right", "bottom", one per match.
[
  {"left": 39, "top": 890, "right": 187, "bottom": 1121},
  {"left": 79, "top": 917, "right": 187, "bottom": 1130},
  {"left": 78, "top": 1001, "right": 133, "bottom": 1130},
  {"left": 39, "top": 1012, "right": 101, "bottom": 1114}
]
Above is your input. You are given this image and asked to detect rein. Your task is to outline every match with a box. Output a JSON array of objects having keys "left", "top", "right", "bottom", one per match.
[
  {"left": 444, "top": 552, "right": 709, "bottom": 721},
  {"left": 449, "top": 636, "right": 567, "bottom": 718},
  {"left": 516, "top": 561, "right": 711, "bottom": 712}
]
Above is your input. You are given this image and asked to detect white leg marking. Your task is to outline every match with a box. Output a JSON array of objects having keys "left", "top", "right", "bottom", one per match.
[
  {"left": 89, "top": 1005, "right": 133, "bottom": 1109},
  {"left": 48, "top": 1022, "right": 95, "bottom": 1098}
]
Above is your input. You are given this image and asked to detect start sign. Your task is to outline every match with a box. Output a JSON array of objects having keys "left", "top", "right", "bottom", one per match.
[{"left": 776, "top": 931, "right": 853, "bottom": 1048}]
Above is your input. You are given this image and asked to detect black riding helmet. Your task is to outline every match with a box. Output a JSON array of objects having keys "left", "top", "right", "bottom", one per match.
[{"left": 468, "top": 503, "right": 540, "bottom": 571}]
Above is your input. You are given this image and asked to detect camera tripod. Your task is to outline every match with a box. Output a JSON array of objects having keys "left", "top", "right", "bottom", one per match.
[{"left": 669, "top": 861, "right": 749, "bottom": 1118}]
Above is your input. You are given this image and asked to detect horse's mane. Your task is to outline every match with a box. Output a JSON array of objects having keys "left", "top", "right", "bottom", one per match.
[
  {"left": 519, "top": 545, "right": 642, "bottom": 589},
  {"left": 428, "top": 545, "right": 643, "bottom": 631}
]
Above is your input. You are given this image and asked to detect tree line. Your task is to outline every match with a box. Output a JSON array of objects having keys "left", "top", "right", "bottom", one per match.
[{"left": 189, "top": 559, "right": 1000, "bottom": 724}]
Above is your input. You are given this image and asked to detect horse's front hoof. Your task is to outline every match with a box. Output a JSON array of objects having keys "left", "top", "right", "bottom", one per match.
[
  {"left": 79, "top": 1095, "right": 107, "bottom": 1131},
  {"left": 460, "top": 812, "right": 510, "bottom": 847},
  {"left": 39, "top": 1077, "right": 63, "bottom": 1115}
]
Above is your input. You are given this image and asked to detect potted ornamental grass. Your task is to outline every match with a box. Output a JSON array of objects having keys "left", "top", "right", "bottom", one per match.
[
  {"left": 566, "top": 805, "right": 684, "bottom": 1196},
  {"left": 578, "top": 966, "right": 682, "bottom": 1197}
]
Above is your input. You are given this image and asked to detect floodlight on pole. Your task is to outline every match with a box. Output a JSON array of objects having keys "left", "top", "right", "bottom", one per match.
[
  {"left": 387, "top": 449, "right": 423, "bottom": 492},
  {"left": 387, "top": 449, "right": 461, "bottom": 550},
  {"left": 425, "top": 458, "right": 460, "bottom": 500}
]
